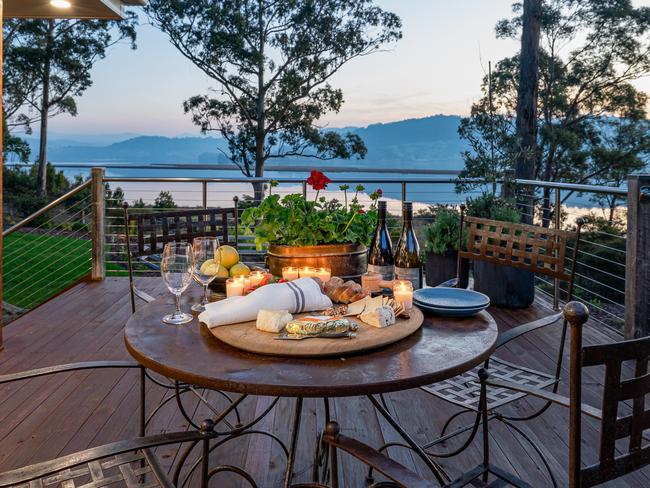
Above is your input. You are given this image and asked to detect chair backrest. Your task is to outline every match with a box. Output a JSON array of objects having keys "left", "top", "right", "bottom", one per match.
[
  {"left": 125, "top": 206, "right": 238, "bottom": 258},
  {"left": 565, "top": 302, "right": 650, "bottom": 487},
  {"left": 122, "top": 204, "right": 238, "bottom": 313},
  {"left": 457, "top": 206, "right": 583, "bottom": 302}
]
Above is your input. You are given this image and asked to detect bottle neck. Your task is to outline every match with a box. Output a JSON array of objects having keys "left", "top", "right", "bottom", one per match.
[
  {"left": 377, "top": 203, "right": 387, "bottom": 223},
  {"left": 402, "top": 202, "right": 413, "bottom": 228}
]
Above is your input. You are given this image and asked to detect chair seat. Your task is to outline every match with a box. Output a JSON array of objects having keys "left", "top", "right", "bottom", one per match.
[
  {"left": 12, "top": 450, "right": 173, "bottom": 488},
  {"left": 421, "top": 357, "right": 557, "bottom": 411}
]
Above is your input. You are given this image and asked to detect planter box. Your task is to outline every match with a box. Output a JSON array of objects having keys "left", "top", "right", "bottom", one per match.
[
  {"left": 267, "top": 243, "right": 368, "bottom": 281},
  {"left": 425, "top": 250, "right": 469, "bottom": 288},
  {"left": 473, "top": 261, "right": 535, "bottom": 308}
]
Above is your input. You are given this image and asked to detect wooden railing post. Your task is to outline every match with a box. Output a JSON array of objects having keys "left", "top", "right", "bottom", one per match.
[
  {"left": 91, "top": 167, "right": 105, "bottom": 281},
  {"left": 625, "top": 174, "right": 650, "bottom": 339}
]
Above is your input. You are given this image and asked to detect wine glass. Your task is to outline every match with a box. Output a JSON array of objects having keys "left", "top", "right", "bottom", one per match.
[
  {"left": 191, "top": 236, "right": 221, "bottom": 312},
  {"left": 160, "top": 242, "right": 194, "bottom": 324}
]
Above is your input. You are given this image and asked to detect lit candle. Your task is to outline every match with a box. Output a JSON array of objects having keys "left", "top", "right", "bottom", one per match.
[
  {"left": 250, "top": 270, "right": 265, "bottom": 287},
  {"left": 226, "top": 278, "right": 244, "bottom": 298},
  {"left": 299, "top": 266, "right": 317, "bottom": 278},
  {"left": 393, "top": 280, "right": 414, "bottom": 310},
  {"left": 314, "top": 267, "right": 331, "bottom": 283},
  {"left": 282, "top": 266, "right": 300, "bottom": 281},
  {"left": 235, "top": 275, "right": 252, "bottom": 292}
]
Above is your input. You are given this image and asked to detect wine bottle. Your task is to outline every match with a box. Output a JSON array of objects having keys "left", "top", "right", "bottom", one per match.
[
  {"left": 395, "top": 201, "right": 422, "bottom": 289},
  {"left": 368, "top": 201, "right": 394, "bottom": 281}
]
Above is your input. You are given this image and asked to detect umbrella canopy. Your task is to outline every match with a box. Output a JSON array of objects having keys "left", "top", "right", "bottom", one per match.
[{"left": 4, "top": 0, "right": 146, "bottom": 20}]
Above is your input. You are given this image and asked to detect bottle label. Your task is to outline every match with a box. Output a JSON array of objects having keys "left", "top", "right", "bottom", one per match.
[
  {"left": 367, "top": 264, "right": 395, "bottom": 281},
  {"left": 395, "top": 267, "right": 422, "bottom": 289}
]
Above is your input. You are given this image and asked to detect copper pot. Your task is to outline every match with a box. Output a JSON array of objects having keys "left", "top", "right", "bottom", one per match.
[{"left": 267, "top": 243, "right": 368, "bottom": 281}]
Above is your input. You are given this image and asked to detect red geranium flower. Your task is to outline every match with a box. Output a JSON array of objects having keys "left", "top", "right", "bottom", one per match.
[
  {"left": 307, "top": 170, "right": 331, "bottom": 191},
  {"left": 358, "top": 209, "right": 366, "bottom": 214}
]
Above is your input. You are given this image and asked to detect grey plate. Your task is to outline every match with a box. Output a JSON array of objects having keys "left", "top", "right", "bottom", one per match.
[
  {"left": 414, "top": 303, "right": 488, "bottom": 318},
  {"left": 413, "top": 287, "right": 490, "bottom": 309}
]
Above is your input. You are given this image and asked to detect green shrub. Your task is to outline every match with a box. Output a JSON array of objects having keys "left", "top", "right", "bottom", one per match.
[
  {"left": 423, "top": 206, "right": 463, "bottom": 254},
  {"left": 465, "top": 193, "right": 521, "bottom": 223}
]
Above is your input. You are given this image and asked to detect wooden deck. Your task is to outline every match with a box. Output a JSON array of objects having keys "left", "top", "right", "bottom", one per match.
[{"left": 0, "top": 277, "right": 648, "bottom": 487}]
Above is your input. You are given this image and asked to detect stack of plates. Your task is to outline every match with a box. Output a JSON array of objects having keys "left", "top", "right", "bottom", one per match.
[{"left": 413, "top": 288, "right": 490, "bottom": 317}]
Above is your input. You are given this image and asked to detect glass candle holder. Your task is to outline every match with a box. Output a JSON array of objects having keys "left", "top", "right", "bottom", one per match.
[
  {"left": 249, "top": 270, "right": 265, "bottom": 287},
  {"left": 226, "top": 278, "right": 245, "bottom": 298},
  {"left": 314, "top": 267, "right": 331, "bottom": 283},
  {"left": 393, "top": 280, "right": 414, "bottom": 310},
  {"left": 299, "top": 266, "right": 317, "bottom": 278},
  {"left": 282, "top": 266, "right": 300, "bottom": 281},
  {"left": 361, "top": 271, "right": 383, "bottom": 293}
]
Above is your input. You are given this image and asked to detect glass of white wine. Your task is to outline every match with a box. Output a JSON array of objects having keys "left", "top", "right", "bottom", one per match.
[
  {"left": 160, "top": 242, "right": 194, "bottom": 325},
  {"left": 191, "top": 236, "right": 220, "bottom": 312}
]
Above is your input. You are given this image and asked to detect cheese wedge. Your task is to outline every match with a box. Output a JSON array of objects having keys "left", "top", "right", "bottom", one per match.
[
  {"left": 360, "top": 305, "right": 396, "bottom": 328},
  {"left": 345, "top": 296, "right": 371, "bottom": 316},
  {"left": 256, "top": 309, "right": 293, "bottom": 333}
]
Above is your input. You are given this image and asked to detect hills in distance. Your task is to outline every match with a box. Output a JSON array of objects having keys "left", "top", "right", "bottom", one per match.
[{"left": 26, "top": 114, "right": 468, "bottom": 171}]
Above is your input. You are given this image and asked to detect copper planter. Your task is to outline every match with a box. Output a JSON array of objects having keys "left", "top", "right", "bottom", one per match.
[{"left": 267, "top": 243, "right": 368, "bottom": 281}]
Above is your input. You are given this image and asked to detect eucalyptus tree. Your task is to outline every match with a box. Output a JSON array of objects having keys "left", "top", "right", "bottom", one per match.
[
  {"left": 458, "top": 0, "right": 650, "bottom": 222},
  {"left": 146, "top": 0, "right": 402, "bottom": 200},
  {"left": 4, "top": 16, "right": 137, "bottom": 196}
]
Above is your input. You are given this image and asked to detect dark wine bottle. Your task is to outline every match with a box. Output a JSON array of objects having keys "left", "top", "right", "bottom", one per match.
[
  {"left": 368, "top": 201, "right": 394, "bottom": 280},
  {"left": 395, "top": 201, "right": 422, "bottom": 289}
]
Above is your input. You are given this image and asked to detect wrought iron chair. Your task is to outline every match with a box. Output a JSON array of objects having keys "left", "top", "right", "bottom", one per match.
[
  {"left": 122, "top": 202, "right": 238, "bottom": 313},
  {"left": 409, "top": 206, "right": 584, "bottom": 485},
  {"left": 488, "top": 302, "right": 650, "bottom": 487},
  {"left": 0, "top": 362, "right": 218, "bottom": 488}
]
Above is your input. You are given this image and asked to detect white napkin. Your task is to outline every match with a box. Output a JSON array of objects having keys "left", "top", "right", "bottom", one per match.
[{"left": 199, "top": 278, "right": 333, "bottom": 328}]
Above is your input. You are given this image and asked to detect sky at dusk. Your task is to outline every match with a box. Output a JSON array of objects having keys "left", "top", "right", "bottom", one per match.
[{"left": 45, "top": 0, "right": 650, "bottom": 137}]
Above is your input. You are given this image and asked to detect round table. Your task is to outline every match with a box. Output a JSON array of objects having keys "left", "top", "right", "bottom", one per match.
[{"left": 125, "top": 292, "right": 498, "bottom": 486}]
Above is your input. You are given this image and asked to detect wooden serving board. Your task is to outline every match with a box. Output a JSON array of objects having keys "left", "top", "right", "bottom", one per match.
[{"left": 208, "top": 307, "right": 424, "bottom": 358}]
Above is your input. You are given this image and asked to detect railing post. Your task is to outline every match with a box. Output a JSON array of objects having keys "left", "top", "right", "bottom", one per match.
[
  {"left": 554, "top": 187, "right": 561, "bottom": 310},
  {"left": 401, "top": 181, "right": 407, "bottom": 202},
  {"left": 202, "top": 181, "right": 208, "bottom": 209},
  {"left": 91, "top": 167, "right": 106, "bottom": 281},
  {"left": 625, "top": 174, "right": 650, "bottom": 339}
]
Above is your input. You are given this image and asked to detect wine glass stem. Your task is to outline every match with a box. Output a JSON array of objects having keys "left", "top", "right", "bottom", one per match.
[
  {"left": 175, "top": 293, "right": 182, "bottom": 315},
  {"left": 202, "top": 285, "right": 209, "bottom": 306}
]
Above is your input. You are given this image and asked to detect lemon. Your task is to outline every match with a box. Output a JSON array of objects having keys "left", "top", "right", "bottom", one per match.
[
  {"left": 229, "top": 262, "right": 251, "bottom": 277},
  {"left": 216, "top": 245, "right": 239, "bottom": 269},
  {"left": 215, "top": 266, "right": 229, "bottom": 278},
  {"left": 200, "top": 260, "right": 220, "bottom": 276}
]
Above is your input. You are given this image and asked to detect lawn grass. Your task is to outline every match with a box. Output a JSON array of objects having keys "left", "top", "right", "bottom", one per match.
[{"left": 3, "top": 232, "right": 92, "bottom": 309}]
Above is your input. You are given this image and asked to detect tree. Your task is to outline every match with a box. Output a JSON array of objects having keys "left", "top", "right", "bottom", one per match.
[
  {"left": 154, "top": 191, "right": 177, "bottom": 209},
  {"left": 146, "top": 0, "right": 401, "bottom": 200},
  {"left": 4, "top": 16, "right": 138, "bottom": 197},
  {"left": 458, "top": 0, "right": 650, "bottom": 224},
  {"left": 512, "top": 0, "right": 542, "bottom": 223}
]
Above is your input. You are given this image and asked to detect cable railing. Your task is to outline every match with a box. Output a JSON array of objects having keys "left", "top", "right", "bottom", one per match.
[
  {"left": 2, "top": 165, "right": 636, "bottom": 337},
  {"left": 3, "top": 180, "right": 94, "bottom": 316}
]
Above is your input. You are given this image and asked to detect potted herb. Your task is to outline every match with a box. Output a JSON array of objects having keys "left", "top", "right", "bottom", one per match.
[
  {"left": 466, "top": 193, "right": 534, "bottom": 308},
  {"left": 240, "top": 171, "right": 379, "bottom": 280},
  {"left": 422, "top": 206, "right": 469, "bottom": 288}
]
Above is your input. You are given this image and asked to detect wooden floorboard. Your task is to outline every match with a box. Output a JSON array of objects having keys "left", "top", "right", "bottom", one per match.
[{"left": 0, "top": 277, "right": 648, "bottom": 487}]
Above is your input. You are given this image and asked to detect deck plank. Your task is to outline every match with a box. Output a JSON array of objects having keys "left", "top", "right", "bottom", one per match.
[{"left": 0, "top": 277, "right": 648, "bottom": 487}]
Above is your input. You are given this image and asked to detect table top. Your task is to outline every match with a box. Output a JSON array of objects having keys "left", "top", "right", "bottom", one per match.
[{"left": 124, "top": 291, "right": 498, "bottom": 398}]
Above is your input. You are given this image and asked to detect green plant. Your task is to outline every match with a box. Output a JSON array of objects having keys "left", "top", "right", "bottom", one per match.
[
  {"left": 423, "top": 207, "right": 463, "bottom": 255},
  {"left": 465, "top": 193, "right": 521, "bottom": 223},
  {"left": 240, "top": 171, "right": 378, "bottom": 250}
]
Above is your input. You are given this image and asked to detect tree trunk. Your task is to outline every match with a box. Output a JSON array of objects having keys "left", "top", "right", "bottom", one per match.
[
  {"left": 36, "top": 20, "right": 54, "bottom": 198},
  {"left": 513, "top": 0, "right": 541, "bottom": 224},
  {"left": 253, "top": 3, "right": 266, "bottom": 204}
]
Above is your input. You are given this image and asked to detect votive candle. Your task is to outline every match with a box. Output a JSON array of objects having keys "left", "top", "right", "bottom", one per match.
[
  {"left": 299, "top": 266, "right": 317, "bottom": 278},
  {"left": 226, "top": 278, "right": 245, "bottom": 298},
  {"left": 282, "top": 266, "right": 300, "bottom": 281},
  {"left": 393, "top": 280, "right": 414, "bottom": 310},
  {"left": 314, "top": 267, "right": 331, "bottom": 283},
  {"left": 250, "top": 270, "right": 265, "bottom": 287}
]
